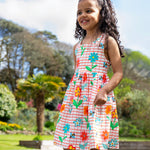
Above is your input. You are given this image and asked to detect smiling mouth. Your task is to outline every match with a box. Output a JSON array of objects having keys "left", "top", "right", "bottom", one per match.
[{"left": 80, "top": 19, "right": 89, "bottom": 25}]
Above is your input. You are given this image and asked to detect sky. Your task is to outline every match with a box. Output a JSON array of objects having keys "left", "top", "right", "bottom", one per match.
[{"left": 0, "top": 0, "right": 150, "bottom": 57}]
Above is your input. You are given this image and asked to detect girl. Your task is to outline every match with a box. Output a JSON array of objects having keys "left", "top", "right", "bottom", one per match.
[{"left": 53, "top": 0, "right": 124, "bottom": 149}]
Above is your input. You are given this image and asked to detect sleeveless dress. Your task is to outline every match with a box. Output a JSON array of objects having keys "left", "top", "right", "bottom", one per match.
[{"left": 53, "top": 33, "right": 119, "bottom": 150}]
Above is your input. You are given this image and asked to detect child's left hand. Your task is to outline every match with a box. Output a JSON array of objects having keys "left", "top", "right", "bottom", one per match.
[{"left": 93, "top": 89, "right": 107, "bottom": 106}]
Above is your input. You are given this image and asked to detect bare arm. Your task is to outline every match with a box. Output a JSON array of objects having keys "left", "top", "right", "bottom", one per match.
[
  {"left": 94, "top": 36, "right": 123, "bottom": 105},
  {"left": 102, "top": 36, "right": 123, "bottom": 94}
]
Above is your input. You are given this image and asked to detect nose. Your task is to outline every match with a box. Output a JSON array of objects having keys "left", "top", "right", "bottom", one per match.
[{"left": 81, "top": 12, "right": 87, "bottom": 17}]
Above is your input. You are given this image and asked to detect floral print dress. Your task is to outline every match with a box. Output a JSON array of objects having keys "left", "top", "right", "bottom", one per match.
[{"left": 53, "top": 33, "right": 119, "bottom": 150}]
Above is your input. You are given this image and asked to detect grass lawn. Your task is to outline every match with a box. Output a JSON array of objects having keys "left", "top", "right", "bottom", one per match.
[
  {"left": 0, "top": 134, "right": 150, "bottom": 150},
  {"left": 0, "top": 134, "right": 54, "bottom": 150}
]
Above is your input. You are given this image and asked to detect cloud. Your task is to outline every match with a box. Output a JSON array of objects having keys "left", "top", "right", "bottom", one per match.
[
  {"left": 0, "top": 0, "right": 150, "bottom": 57},
  {"left": 0, "top": 0, "right": 78, "bottom": 44}
]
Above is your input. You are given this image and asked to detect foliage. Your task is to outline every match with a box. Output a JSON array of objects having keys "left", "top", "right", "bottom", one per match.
[
  {"left": 44, "top": 110, "right": 59, "bottom": 126},
  {"left": 33, "top": 135, "right": 43, "bottom": 141},
  {"left": 0, "top": 84, "right": 17, "bottom": 121},
  {"left": 108, "top": 69, "right": 135, "bottom": 99},
  {"left": 131, "top": 95, "right": 150, "bottom": 138},
  {"left": 9, "top": 108, "right": 36, "bottom": 130},
  {"left": 119, "top": 119, "right": 144, "bottom": 138},
  {"left": 15, "top": 73, "right": 66, "bottom": 100},
  {"left": 17, "top": 101, "right": 27, "bottom": 109},
  {"left": 44, "top": 121, "right": 56, "bottom": 131},
  {"left": 118, "top": 89, "right": 150, "bottom": 137},
  {"left": 15, "top": 73, "right": 66, "bottom": 133},
  {"left": 45, "top": 96, "right": 61, "bottom": 111},
  {"left": 0, "top": 121, "right": 22, "bottom": 132}
]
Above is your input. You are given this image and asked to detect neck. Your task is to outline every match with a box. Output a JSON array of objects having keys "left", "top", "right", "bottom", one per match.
[{"left": 85, "top": 28, "right": 102, "bottom": 39}]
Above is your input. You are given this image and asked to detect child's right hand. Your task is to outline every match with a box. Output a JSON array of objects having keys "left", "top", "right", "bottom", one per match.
[{"left": 93, "top": 89, "right": 107, "bottom": 106}]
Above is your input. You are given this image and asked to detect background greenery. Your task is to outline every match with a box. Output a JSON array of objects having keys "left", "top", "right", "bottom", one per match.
[{"left": 0, "top": 18, "right": 150, "bottom": 138}]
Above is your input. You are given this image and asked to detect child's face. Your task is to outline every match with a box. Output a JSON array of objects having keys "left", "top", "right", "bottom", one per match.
[{"left": 77, "top": 0, "right": 101, "bottom": 31}]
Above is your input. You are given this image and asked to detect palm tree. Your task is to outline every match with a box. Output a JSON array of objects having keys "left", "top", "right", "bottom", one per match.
[{"left": 15, "top": 74, "right": 66, "bottom": 133}]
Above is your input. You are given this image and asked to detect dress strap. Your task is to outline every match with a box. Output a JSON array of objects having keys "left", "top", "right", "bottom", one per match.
[{"left": 96, "top": 33, "right": 106, "bottom": 45}]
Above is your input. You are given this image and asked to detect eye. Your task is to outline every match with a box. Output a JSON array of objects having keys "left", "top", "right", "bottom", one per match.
[
  {"left": 77, "top": 11, "right": 82, "bottom": 16},
  {"left": 86, "top": 9, "right": 92, "bottom": 13}
]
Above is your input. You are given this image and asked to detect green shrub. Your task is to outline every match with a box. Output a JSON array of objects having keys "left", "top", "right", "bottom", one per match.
[
  {"left": 17, "top": 101, "right": 27, "bottom": 109},
  {"left": 44, "top": 109, "right": 59, "bottom": 126},
  {"left": 33, "top": 135, "right": 43, "bottom": 141},
  {"left": 9, "top": 108, "right": 36, "bottom": 130},
  {"left": 119, "top": 119, "right": 144, "bottom": 138},
  {"left": 0, "top": 84, "right": 17, "bottom": 121},
  {"left": 44, "top": 121, "right": 56, "bottom": 131}
]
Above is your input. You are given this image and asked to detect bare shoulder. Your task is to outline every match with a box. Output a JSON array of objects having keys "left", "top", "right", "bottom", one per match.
[
  {"left": 107, "top": 36, "right": 118, "bottom": 49},
  {"left": 107, "top": 36, "right": 120, "bottom": 57}
]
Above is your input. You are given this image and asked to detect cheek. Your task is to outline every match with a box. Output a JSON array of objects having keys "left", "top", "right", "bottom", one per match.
[{"left": 77, "top": 16, "right": 81, "bottom": 23}]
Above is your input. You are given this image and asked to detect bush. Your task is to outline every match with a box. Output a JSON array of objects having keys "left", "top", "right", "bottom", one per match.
[
  {"left": 17, "top": 101, "right": 27, "bottom": 109},
  {"left": 44, "top": 109, "right": 59, "bottom": 126},
  {"left": 119, "top": 119, "right": 144, "bottom": 138},
  {"left": 0, "top": 84, "right": 17, "bottom": 121},
  {"left": 33, "top": 135, "right": 43, "bottom": 141},
  {"left": 44, "top": 121, "right": 56, "bottom": 131},
  {"left": 117, "top": 89, "right": 148, "bottom": 119},
  {"left": 9, "top": 108, "right": 36, "bottom": 130}
]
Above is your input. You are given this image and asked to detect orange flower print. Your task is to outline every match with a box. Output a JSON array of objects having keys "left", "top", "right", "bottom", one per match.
[
  {"left": 105, "top": 105, "right": 112, "bottom": 114},
  {"left": 96, "top": 144, "right": 100, "bottom": 150},
  {"left": 75, "top": 86, "right": 81, "bottom": 97},
  {"left": 112, "top": 109, "right": 118, "bottom": 119},
  {"left": 60, "top": 104, "right": 66, "bottom": 112},
  {"left": 83, "top": 72, "right": 87, "bottom": 82},
  {"left": 80, "top": 131, "right": 88, "bottom": 141},
  {"left": 84, "top": 106, "right": 88, "bottom": 116},
  {"left": 102, "top": 130, "right": 109, "bottom": 140},
  {"left": 77, "top": 58, "right": 80, "bottom": 68},
  {"left": 68, "top": 145, "right": 76, "bottom": 150}
]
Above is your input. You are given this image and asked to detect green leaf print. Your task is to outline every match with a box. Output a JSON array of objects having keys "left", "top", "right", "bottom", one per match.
[
  {"left": 81, "top": 45, "right": 86, "bottom": 56},
  {"left": 59, "top": 136, "right": 63, "bottom": 143},
  {"left": 73, "top": 81, "right": 76, "bottom": 85},
  {"left": 87, "top": 122, "right": 89, "bottom": 129},
  {"left": 73, "top": 100, "right": 78, "bottom": 108},
  {"left": 63, "top": 136, "right": 67, "bottom": 140},
  {"left": 84, "top": 116, "right": 88, "bottom": 122},
  {"left": 57, "top": 116, "right": 62, "bottom": 124},
  {"left": 111, "top": 121, "right": 119, "bottom": 130},
  {"left": 106, "top": 116, "right": 111, "bottom": 121},
  {"left": 73, "top": 100, "right": 83, "bottom": 109},
  {"left": 85, "top": 66, "right": 92, "bottom": 72},
  {"left": 78, "top": 100, "right": 83, "bottom": 107},
  {"left": 107, "top": 116, "right": 119, "bottom": 130},
  {"left": 92, "top": 65, "right": 98, "bottom": 69},
  {"left": 90, "top": 81, "right": 94, "bottom": 86}
]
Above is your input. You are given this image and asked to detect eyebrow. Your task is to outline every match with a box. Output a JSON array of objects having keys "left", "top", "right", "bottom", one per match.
[{"left": 77, "top": 7, "right": 93, "bottom": 11}]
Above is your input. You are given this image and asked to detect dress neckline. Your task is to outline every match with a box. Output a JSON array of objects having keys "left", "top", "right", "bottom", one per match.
[{"left": 79, "top": 33, "right": 104, "bottom": 45}]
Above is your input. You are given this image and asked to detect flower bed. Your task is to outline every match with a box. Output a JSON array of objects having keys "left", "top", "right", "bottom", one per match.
[{"left": 0, "top": 121, "right": 22, "bottom": 132}]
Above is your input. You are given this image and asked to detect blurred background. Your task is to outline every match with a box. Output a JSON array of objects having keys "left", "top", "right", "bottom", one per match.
[{"left": 0, "top": 0, "right": 150, "bottom": 149}]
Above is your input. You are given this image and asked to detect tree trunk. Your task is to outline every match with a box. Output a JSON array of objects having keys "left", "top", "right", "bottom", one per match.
[{"left": 36, "top": 91, "right": 45, "bottom": 134}]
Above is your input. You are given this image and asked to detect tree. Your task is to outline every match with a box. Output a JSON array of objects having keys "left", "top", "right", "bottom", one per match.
[{"left": 15, "top": 74, "right": 66, "bottom": 133}]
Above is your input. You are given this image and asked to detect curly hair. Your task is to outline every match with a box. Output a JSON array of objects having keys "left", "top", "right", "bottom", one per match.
[{"left": 74, "top": 0, "right": 125, "bottom": 57}]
